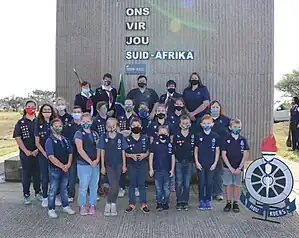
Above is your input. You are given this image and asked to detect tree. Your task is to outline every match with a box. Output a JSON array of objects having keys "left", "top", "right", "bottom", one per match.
[
  {"left": 29, "top": 90, "right": 56, "bottom": 106},
  {"left": 8, "top": 97, "right": 26, "bottom": 111},
  {"left": 275, "top": 69, "right": 299, "bottom": 96}
]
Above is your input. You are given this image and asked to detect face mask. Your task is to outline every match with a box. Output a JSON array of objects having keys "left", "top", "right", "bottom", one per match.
[
  {"left": 51, "top": 126, "right": 63, "bottom": 134},
  {"left": 138, "top": 108, "right": 149, "bottom": 119},
  {"left": 156, "top": 113, "right": 165, "bottom": 119},
  {"left": 180, "top": 123, "right": 191, "bottom": 130},
  {"left": 104, "top": 80, "right": 112, "bottom": 86},
  {"left": 125, "top": 105, "right": 134, "bottom": 112},
  {"left": 167, "top": 88, "right": 175, "bottom": 94},
  {"left": 138, "top": 82, "right": 147, "bottom": 88},
  {"left": 202, "top": 124, "right": 213, "bottom": 131},
  {"left": 72, "top": 113, "right": 81, "bottom": 120},
  {"left": 131, "top": 127, "right": 141, "bottom": 134},
  {"left": 211, "top": 108, "right": 220, "bottom": 117},
  {"left": 81, "top": 123, "right": 92, "bottom": 129},
  {"left": 175, "top": 106, "right": 183, "bottom": 111},
  {"left": 231, "top": 128, "right": 241, "bottom": 135},
  {"left": 82, "top": 88, "right": 90, "bottom": 94},
  {"left": 159, "top": 134, "right": 168, "bottom": 141},
  {"left": 56, "top": 105, "right": 66, "bottom": 111},
  {"left": 108, "top": 126, "right": 117, "bottom": 132},
  {"left": 190, "top": 80, "right": 199, "bottom": 85},
  {"left": 99, "top": 108, "right": 108, "bottom": 116},
  {"left": 25, "top": 108, "right": 36, "bottom": 116}
]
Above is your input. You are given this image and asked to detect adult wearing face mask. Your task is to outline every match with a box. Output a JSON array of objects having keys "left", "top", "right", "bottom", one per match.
[
  {"left": 126, "top": 75, "right": 159, "bottom": 114},
  {"left": 159, "top": 80, "right": 182, "bottom": 114},
  {"left": 74, "top": 81, "right": 95, "bottom": 116},
  {"left": 94, "top": 73, "right": 117, "bottom": 117}
]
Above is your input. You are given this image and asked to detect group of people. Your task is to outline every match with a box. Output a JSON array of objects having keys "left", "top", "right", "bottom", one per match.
[{"left": 13, "top": 72, "right": 249, "bottom": 219}]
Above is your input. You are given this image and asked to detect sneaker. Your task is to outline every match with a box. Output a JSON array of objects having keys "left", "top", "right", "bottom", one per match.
[
  {"left": 176, "top": 203, "right": 183, "bottom": 211},
  {"left": 198, "top": 200, "right": 206, "bottom": 210},
  {"left": 140, "top": 204, "right": 150, "bottom": 214},
  {"left": 96, "top": 195, "right": 100, "bottom": 201},
  {"left": 24, "top": 196, "right": 31, "bottom": 205},
  {"left": 206, "top": 200, "right": 212, "bottom": 210},
  {"left": 35, "top": 193, "right": 43, "bottom": 202},
  {"left": 232, "top": 202, "right": 240, "bottom": 213},
  {"left": 80, "top": 205, "right": 88, "bottom": 216},
  {"left": 63, "top": 206, "right": 76, "bottom": 215},
  {"left": 183, "top": 202, "right": 189, "bottom": 211},
  {"left": 89, "top": 205, "right": 95, "bottom": 215},
  {"left": 170, "top": 184, "right": 176, "bottom": 192},
  {"left": 55, "top": 196, "right": 62, "bottom": 206},
  {"left": 223, "top": 202, "right": 232, "bottom": 212},
  {"left": 215, "top": 195, "right": 224, "bottom": 201},
  {"left": 48, "top": 209, "right": 58, "bottom": 219},
  {"left": 118, "top": 188, "right": 125, "bottom": 198},
  {"left": 156, "top": 203, "right": 163, "bottom": 212},
  {"left": 68, "top": 197, "right": 74, "bottom": 203},
  {"left": 104, "top": 203, "right": 111, "bottom": 216},
  {"left": 42, "top": 198, "right": 48, "bottom": 208},
  {"left": 135, "top": 188, "right": 140, "bottom": 197},
  {"left": 125, "top": 204, "right": 136, "bottom": 213},
  {"left": 111, "top": 203, "right": 117, "bottom": 216},
  {"left": 163, "top": 204, "right": 169, "bottom": 211}
]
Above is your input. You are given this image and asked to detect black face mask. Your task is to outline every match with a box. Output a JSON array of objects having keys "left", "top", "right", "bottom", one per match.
[
  {"left": 159, "top": 134, "right": 168, "bottom": 141},
  {"left": 175, "top": 106, "right": 183, "bottom": 111},
  {"left": 131, "top": 127, "right": 141, "bottom": 134},
  {"left": 190, "top": 79, "right": 199, "bottom": 85},
  {"left": 167, "top": 88, "right": 175, "bottom": 94},
  {"left": 156, "top": 113, "right": 165, "bottom": 119},
  {"left": 138, "top": 82, "right": 147, "bottom": 88}
]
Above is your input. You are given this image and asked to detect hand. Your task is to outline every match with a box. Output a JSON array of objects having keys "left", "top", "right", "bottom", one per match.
[
  {"left": 122, "top": 165, "right": 127, "bottom": 173},
  {"left": 61, "top": 164, "right": 68, "bottom": 172},
  {"left": 130, "top": 154, "right": 137, "bottom": 161},
  {"left": 91, "top": 160, "right": 98, "bottom": 168},
  {"left": 107, "top": 110, "right": 114, "bottom": 117},
  {"left": 234, "top": 168, "right": 242, "bottom": 174},
  {"left": 169, "top": 170, "right": 174, "bottom": 177},
  {"left": 25, "top": 150, "right": 33, "bottom": 157},
  {"left": 65, "top": 163, "right": 71, "bottom": 170},
  {"left": 229, "top": 167, "right": 236, "bottom": 174},
  {"left": 196, "top": 162, "right": 202, "bottom": 170},
  {"left": 149, "top": 113, "right": 155, "bottom": 120},
  {"left": 210, "top": 163, "right": 217, "bottom": 171},
  {"left": 149, "top": 169, "right": 154, "bottom": 177},
  {"left": 32, "top": 150, "right": 38, "bottom": 157},
  {"left": 188, "top": 112, "right": 196, "bottom": 121},
  {"left": 136, "top": 154, "right": 143, "bottom": 160},
  {"left": 101, "top": 166, "right": 106, "bottom": 175}
]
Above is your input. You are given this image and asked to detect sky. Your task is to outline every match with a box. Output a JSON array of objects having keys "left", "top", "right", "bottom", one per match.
[{"left": 0, "top": 0, "right": 298, "bottom": 100}]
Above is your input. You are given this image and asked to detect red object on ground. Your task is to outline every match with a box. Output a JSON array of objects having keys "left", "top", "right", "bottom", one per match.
[{"left": 261, "top": 135, "right": 277, "bottom": 153}]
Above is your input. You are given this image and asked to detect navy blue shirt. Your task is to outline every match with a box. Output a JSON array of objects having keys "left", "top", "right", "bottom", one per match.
[
  {"left": 173, "top": 131, "right": 196, "bottom": 162},
  {"left": 13, "top": 117, "right": 37, "bottom": 155},
  {"left": 117, "top": 114, "right": 135, "bottom": 131},
  {"left": 211, "top": 115, "right": 231, "bottom": 143},
  {"left": 63, "top": 120, "right": 81, "bottom": 158},
  {"left": 168, "top": 112, "right": 182, "bottom": 129},
  {"left": 150, "top": 139, "right": 173, "bottom": 171},
  {"left": 147, "top": 120, "right": 173, "bottom": 140},
  {"left": 74, "top": 129, "right": 100, "bottom": 165},
  {"left": 59, "top": 112, "right": 73, "bottom": 126},
  {"left": 125, "top": 134, "right": 150, "bottom": 165},
  {"left": 98, "top": 132, "right": 128, "bottom": 167},
  {"left": 195, "top": 132, "right": 220, "bottom": 167},
  {"left": 159, "top": 91, "right": 183, "bottom": 113},
  {"left": 34, "top": 120, "right": 51, "bottom": 148},
  {"left": 45, "top": 135, "right": 72, "bottom": 167},
  {"left": 91, "top": 115, "right": 106, "bottom": 136},
  {"left": 290, "top": 105, "right": 299, "bottom": 124},
  {"left": 183, "top": 86, "right": 210, "bottom": 118},
  {"left": 221, "top": 134, "right": 249, "bottom": 169}
]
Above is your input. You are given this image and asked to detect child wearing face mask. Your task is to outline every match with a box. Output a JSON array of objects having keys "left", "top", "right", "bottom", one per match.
[
  {"left": 98, "top": 118, "right": 128, "bottom": 216},
  {"left": 74, "top": 81, "right": 94, "bottom": 116},
  {"left": 173, "top": 115, "right": 195, "bottom": 211},
  {"left": 221, "top": 119, "right": 249, "bottom": 213},
  {"left": 55, "top": 97, "right": 73, "bottom": 125},
  {"left": 194, "top": 114, "right": 220, "bottom": 210},
  {"left": 137, "top": 101, "right": 151, "bottom": 135},
  {"left": 149, "top": 126, "right": 175, "bottom": 212},
  {"left": 45, "top": 118, "right": 75, "bottom": 218},
  {"left": 74, "top": 113, "right": 100, "bottom": 216},
  {"left": 168, "top": 98, "right": 190, "bottom": 129}
]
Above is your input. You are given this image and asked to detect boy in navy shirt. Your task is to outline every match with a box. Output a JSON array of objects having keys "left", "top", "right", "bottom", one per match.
[
  {"left": 125, "top": 117, "right": 150, "bottom": 213},
  {"left": 149, "top": 126, "right": 175, "bottom": 212},
  {"left": 173, "top": 115, "right": 195, "bottom": 211},
  {"left": 222, "top": 119, "right": 249, "bottom": 213},
  {"left": 194, "top": 114, "right": 220, "bottom": 210},
  {"left": 45, "top": 118, "right": 75, "bottom": 218},
  {"left": 98, "top": 118, "right": 128, "bottom": 216}
]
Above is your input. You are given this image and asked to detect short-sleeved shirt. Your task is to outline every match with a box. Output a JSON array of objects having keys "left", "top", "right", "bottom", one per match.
[
  {"left": 125, "top": 134, "right": 150, "bottom": 165},
  {"left": 74, "top": 129, "right": 100, "bottom": 165},
  {"left": 13, "top": 117, "right": 37, "bottom": 155},
  {"left": 183, "top": 86, "right": 210, "bottom": 118},
  {"left": 150, "top": 139, "right": 173, "bottom": 172},
  {"left": 126, "top": 88, "right": 159, "bottom": 113},
  {"left": 59, "top": 112, "right": 73, "bottom": 126},
  {"left": 173, "top": 131, "right": 196, "bottom": 162},
  {"left": 117, "top": 114, "right": 135, "bottom": 131},
  {"left": 98, "top": 132, "right": 128, "bottom": 167},
  {"left": 45, "top": 135, "right": 72, "bottom": 167},
  {"left": 34, "top": 120, "right": 51, "bottom": 148},
  {"left": 63, "top": 120, "right": 81, "bottom": 158},
  {"left": 212, "top": 115, "right": 231, "bottom": 144},
  {"left": 140, "top": 117, "right": 150, "bottom": 135},
  {"left": 221, "top": 134, "right": 249, "bottom": 169},
  {"left": 91, "top": 116, "right": 106, "bottom": 136},
  {"left": 195, "top": 132, "right": 220, "bottom": 167},
  {"left": 147, "top": 120, "right": 173, "bottom": 140}
]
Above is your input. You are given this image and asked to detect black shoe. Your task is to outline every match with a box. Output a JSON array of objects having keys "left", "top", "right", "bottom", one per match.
[
  {"left": 223, "top": 202, "right": 232, "bottom": 212},
  {"left": 141, "top": 204, "right": 150, "bottom": 214},
  {"left": 183, "top": 202, "right": 189, "bottom": 211},
  {"left": 232, "top": 202, "right": 240, "bottom": 213},
  {"left": 176, "top": 202, "right": 183, "bottom": 211},
  {"left": 125, "top": 204, "right": 136, "bottom": 213},
  {"left": 163, "top": 204, "right": 169, "bottom": 211},
  {"left": 156, "top": 203, "right": 163, "bottom": 212}
]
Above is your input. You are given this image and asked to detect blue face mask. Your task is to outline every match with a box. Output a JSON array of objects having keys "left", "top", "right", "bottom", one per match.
[
  {"left": 72, "top": 113, "right": 81, "bottom": 120},
  {"left": 82, "top": 123, "right": 92, "bottom": 129},
  {"left": 202, "top": 124, "right": 213, "bottom": 131},
  {"left": 211, "top": 108, "right": 220, "bottom": 116},
  {"left": 231, "top": 128, "right": 241, "bottom": 135},
  {"left": 138, "top": 108, "right": 149, "bottom": 119},
  {"left": 82, "top": 88, "right": 90, "bottom": 94}
]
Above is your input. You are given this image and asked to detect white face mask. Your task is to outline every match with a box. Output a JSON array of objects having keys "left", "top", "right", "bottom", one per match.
[
  {"left": 72, "top": 113, "right": 82, "bottom": 120},
  {"left": 56, "top": 105, "right": 66, "bottom": 111}
]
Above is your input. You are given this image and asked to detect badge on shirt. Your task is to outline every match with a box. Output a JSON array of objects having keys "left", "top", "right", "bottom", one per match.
[
  {"left": 240, "top": 140, "right": 245, "bottom": 151},
  {"left": 199, "top": 137, "right": 203, "bottom": 141},
  {"left": 117, "top": 138, "right": 122, "bottom": 149},
  {"left": 40, "top": 125, "right": 43, "bottom": 128},
  {"left": 105, "top": 138, "right": 108, "bottom": 142},
  {"left": 21, "top": 120, "right": 24, "bottom": 124},
  {"left": 227, "top": 140, "right": 230, "bottom": 143}
]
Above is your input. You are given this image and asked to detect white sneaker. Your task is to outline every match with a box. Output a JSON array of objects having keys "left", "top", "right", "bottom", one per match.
[
  {"left": 68, "top": 197, "right": 74, "bottom": 203},
  {"left": 135, "top": 188, "right": 140, "bottom": 197},
  {"left": 111, "top": 203, "right": 117, "bottom": 216},
  {"left": 118, "top": 188, "right": 125, "bottom": 198},
  {"left": 63, "top": 206, "right": 75, "bottom": 215},
  {"left": 55, "top": 196, "right": 62, "bottom": 206},
  {"left": 96, "top": 196, "right": 100, "bottom": 201},
  {"left": 42, "top": 198, "right": 48, "bottom": 208},
  {"left": 104, "top": 203, "right": 111, "bottom": 216},
  {"left": 48, "top": 209, "right": 58, "bottom": 218}
]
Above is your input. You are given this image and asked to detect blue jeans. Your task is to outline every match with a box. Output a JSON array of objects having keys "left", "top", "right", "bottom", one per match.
[
  {"left": 48, "top": 166, "right": 69, "bottom": 210},
  {"left": 119, "top": 172, "right": 126, "bottom": 189},
  {"left": 154, "top": 170, "right": 171, "bottom": 205},
  {"left": 175, "top": 161, "right": 192, "bottom": 203},
  {"left": 198, "top": 167, "right": 214, "bottom": 201},
  {"left": 68, "top": 158, "right": 77, "bottom": 198},
  {"left": 77, "top": 164, "right": 99, "bottom": 206},
  {"left": 38, "top": 153, "right": 49, "bottom": 198},
  {"left": 127, "top": 163, "right": 147, "bottom": 205},
  {"left": 212, "top": 159, "right": 223, "bottom": 196}
]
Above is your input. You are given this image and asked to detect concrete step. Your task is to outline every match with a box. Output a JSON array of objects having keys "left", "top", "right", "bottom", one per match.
[{"left": 4, "top": 155, "right": 21, "bottom": 182}]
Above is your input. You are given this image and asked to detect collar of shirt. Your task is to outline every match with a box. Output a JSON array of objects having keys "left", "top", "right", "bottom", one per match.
[{"left": 102, "top": 85, "right": 112, "bottom": 91}]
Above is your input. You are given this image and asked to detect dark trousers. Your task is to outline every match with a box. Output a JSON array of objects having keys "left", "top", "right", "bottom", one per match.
[
  {"left": 48, "top": 166, "right": 69, "bottom": 210},
  {"left": 175, "top": 160, "right": 192, "bottom": 203},
  {"left": 154, "top": 170, "right": 171, "bottom": 205},
  {"left": 128, "top": 163, "right": 147, "bottom": 205},
  {"left": 290, "top": 123, "right": 299, "bottom": 150},
  {"left": 68, "top": 159, "right": 77, "bottom": 198},
  {"left": 106, "top": 165, "right": 122, "bottom": 203},
  {"left": 119, "top": 173, "right": 126, "bottom": 189},
  {"left": 38, "top": 153, "right": 49, "bottom": 198},
  {"left": 20, "top": 153, "right": 40, "bottom": 197},
  {"left": 198, "top": 167, "right": 214, "bottom": 201},
  {"left": 212, "top": 159, "right": 223, "bottom": 196}
]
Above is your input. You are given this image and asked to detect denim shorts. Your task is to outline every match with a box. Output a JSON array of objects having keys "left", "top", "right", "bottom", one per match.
[{"left": 222, "top": 168, "right": 242, "bottom": 186}]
